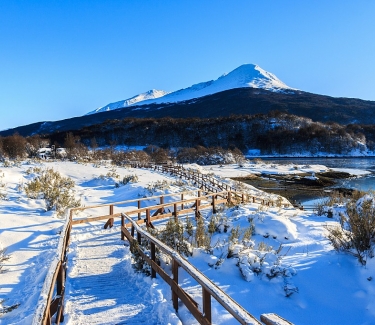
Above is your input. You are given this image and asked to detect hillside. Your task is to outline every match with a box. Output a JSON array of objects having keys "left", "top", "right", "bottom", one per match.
[{"left": 2, "top": 87, "right": 375, "bottom": 138}]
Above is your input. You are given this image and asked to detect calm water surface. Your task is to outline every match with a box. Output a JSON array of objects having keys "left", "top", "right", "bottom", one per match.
[{"left": 259, "top": 157, "right": 375, "bottom": 203}]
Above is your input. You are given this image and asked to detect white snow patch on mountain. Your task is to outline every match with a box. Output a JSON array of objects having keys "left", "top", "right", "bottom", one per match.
[
  {"left": 88, "top": 64, "right": 294, "bottom": 115},
  {"left": 87, "top": 89, "right": 169, "bottom": 115}
]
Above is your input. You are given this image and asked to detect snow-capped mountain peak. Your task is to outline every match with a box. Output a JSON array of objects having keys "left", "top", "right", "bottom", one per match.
[
  {"left": 87, "top": 89, "right": 169, "bottom": 115},
  {"left": 87, "top": 64, "right": 293, "bottom": 115},
  {"left": 220, "top": 64, "right": 290, "bottom": 90}
]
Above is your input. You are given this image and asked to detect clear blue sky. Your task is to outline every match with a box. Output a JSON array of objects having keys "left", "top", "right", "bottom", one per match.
[{"left": 1, "top": 1, "right": 374, "bottom": 131}]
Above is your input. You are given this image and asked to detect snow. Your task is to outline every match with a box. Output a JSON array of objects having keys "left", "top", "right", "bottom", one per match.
[
  {"left": 1, "top": 159, "right": 375, "bottom": 324},
  {"left": 87, "top": 64, "right": 294, "bottom": 115},
  {"left": 184, "top": 162, "right": 331, "bottom": 178},
  {"left": 64, "top": 226, "right": 181, "bottom": 325},
  {"left": 87, "top": 89, "right": 169, "bottom": 115}
]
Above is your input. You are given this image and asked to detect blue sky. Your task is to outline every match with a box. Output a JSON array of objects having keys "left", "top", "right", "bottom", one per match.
[{"left": 1, "top": 1, "right": 375, "bottom": 131}]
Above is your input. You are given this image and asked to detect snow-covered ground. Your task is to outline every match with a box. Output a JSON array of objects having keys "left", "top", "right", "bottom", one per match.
[{"left": 1, "top": 160, "right": 374, "bottom": 324}]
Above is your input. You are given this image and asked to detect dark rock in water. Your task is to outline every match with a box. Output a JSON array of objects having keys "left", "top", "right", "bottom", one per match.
[
  {"left": 295, "top": 177, "right": 335, "bottom": 187},
  {"left": 332, "top": 188, "right": 356, "bottom": 197},
  {"left": 318, "top": 171, "right": 352, "bottom": 179}
]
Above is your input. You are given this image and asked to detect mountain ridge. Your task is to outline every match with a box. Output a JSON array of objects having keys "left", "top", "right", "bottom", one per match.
[
  {"left": 2, "top": 87, "right": 375, "bottom": 138},
  {"left": 87, "top": 64, "right": 293, "bottom": 115}
]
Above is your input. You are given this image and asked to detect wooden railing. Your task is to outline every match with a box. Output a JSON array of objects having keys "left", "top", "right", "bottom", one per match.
[
  {"left": 33, "top": 164, "right": 294, "bottom": 325},
  {"left": 132, "top": 163, "right": 291, "bottom": 208},
  {"left": 32, "top": 218, "right": 71, "bottom": 325},
  {"left": 121, "top": 212, "right": 262, "bottom": 325}
]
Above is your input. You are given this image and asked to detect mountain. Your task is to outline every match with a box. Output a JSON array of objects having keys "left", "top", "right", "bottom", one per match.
[
  {"left": 2, "top": 64, "right": 375, "bottom": 138},
  {"left": 87, "top": 89, "right": 169, "bottom": 115},
  {"left": 87, "top": 64, "right": 294, "bottom": 115}
]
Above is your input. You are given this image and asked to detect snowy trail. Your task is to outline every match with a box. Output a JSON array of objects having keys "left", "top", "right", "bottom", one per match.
[{"left": 64, "top": 225, "right": 181, "bottom": 325}]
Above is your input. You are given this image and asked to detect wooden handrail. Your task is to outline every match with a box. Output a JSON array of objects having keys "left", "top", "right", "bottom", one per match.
[
  {"left": 121, "top": 213, "right": 262, "bottom": 325},
  {"left": 32, "top": 219, "right": 71, "bottom": 325}
]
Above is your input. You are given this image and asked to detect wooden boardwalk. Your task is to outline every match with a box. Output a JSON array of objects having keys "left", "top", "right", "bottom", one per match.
[
  {"left": 64, "top": 227, "right": 174, "bottom": 325},
  {"left": 35, "top": 164, "right": 293, "bottom": 325}
]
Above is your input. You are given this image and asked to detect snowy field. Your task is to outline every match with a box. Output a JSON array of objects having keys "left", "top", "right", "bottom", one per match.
[{"left": 0, "top": 160, "right": 374, "bottom": 324}]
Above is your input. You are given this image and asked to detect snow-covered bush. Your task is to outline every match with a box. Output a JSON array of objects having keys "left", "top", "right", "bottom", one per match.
[
  {"left": 129, "top": 240, "right": 152, "bottom": 276},
  {"left": 0, "top": 172, "right": 7, "bottom": 200},
  {"left": 146, "top": 180, "right": 170, "bottom": 195},
  {"left": 24, "top": 168, "right": 80, "bottom": 217},
  {"left": 150, "top": 220, "right": 192, "bottom": 257},
  {"left": 238, "top": 242, "right": 296, "bottom": 285},
  {"left": 207, "top": 213, "right": 230, "bottom": 235},
  {"left": 176, "top": 146, "right": 245, "bottom": 165},
  {"left": 326, "top": 193, "right": 375, "bottom": 265},
  {"left": 195, "top": 216, "right": 210, "bottom": 250},
  {"left": 120, "top": 174, "right": 139, "bottom": 186},
  {"left": 0, "top": 248, "right": 9, "bottom": 275}
]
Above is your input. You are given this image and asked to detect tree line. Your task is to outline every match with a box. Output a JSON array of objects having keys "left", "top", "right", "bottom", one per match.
[
  {"left": 48, "top": 112, "right": 375, "bottom": 155},
  {"left": 1, "top": 112, "right": 374, "bottom": 160}
]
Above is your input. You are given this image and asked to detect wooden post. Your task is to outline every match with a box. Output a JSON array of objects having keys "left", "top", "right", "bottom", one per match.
[
  {"left": 212, "top": 195, "right": 216, "bottom": 214},
  {"left": 181, "top": 193, "right": 184, "bottom": 211},
  {"left": 172, "top": 259, "right": 179, "bottom": 311},
  {"left": 109, "top": 204, "right": 114, "bottom": 215},
  {"left": 104, "top": 217, "right": 114, "bottom": 229},
  {"left": 121, "top": 214, "right": 125, "bottom": 240},
  {"left": 242, "top": 193, "right": 245, "bottom": 203},
  {"left": 228, "top": 191, "right": 232, "bottom": 205},
  {"left": 202, "top": 288, "right": 212, "bottom": 323},
  {"left": 146, "top": 209, "right": 151, "bottom": 226},
  {"left": 131, "top": 225, "right": 135, "bottom": 238},
  {"left": 151, "top": 242, "right": 156, "bottom": 278},
  {"left": 160, "top": 196, "right": 164, "bottom": 205},
  {"left": 57, "top": 262, "right": 65, "bottom": 296},
  {"left": 138, "top": 200, "right": 141, "bottom": 220},
  {"left": 174, "top": 203, "right": 178, "bottom": 221},
  {"left": 253, "top": 196, "right": 255, "bottom": 203}
]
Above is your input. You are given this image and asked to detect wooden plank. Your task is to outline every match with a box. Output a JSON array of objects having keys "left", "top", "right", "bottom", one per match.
[
  {"left": 202, "top": 288, "right": 212, "bottom": 323},
  {"left": 71, "top": 213, "right": 121, "bottom": 225},
  {"left": 260, "top": 313, "right": 294, "bottom": 325},
  {"left": 49, "top": 297, "right": 59, "bottom": 318},
  {"left": 121, "top": 225, "right": 133, "bottom": 242},
  {"left": 170, "top": 281, "right": 210, "bottom": 325},
  {"left": 151, "top": 242, "right": 156, "bottom": 278},
  {"left": 172, "top": 260, "right": 179, "bottom": 311},
  {"left": 103, "top": 217, "right": 114, "bottom": 229},
  {"left": 70, "top": 190, "right": 199, "bottom": 214}
]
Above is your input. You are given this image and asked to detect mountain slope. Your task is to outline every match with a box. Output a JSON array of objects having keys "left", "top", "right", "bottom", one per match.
[
  {"left": 2, "top": 87, "right": 375, "bottom": 138},
  {"left": 88, "top": 64, "right": 294, "bottom": 115},
  {"left": 88, "top": 89, "right": 168, "bottom": 115}
]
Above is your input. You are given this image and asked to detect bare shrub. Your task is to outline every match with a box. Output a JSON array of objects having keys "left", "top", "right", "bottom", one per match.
[
  {"left": 326, "top": 193, "right": 375, "bottom": 265},
  {"left": 0, "top": 249, "right": 20, "bottom": 315},
  {"left": 24, "top": 168, "right": 80, "bottom": 216},
  {"left": 129, "top": 240, "right": 151, "bottom": 276},
  {"left": 153, "top": 219, "right": 192, "bottom": 256},
  {"left": 119, "top": 174, "right": 139, "bottom": 186},
  {"left": 1, "top": 134, "right": 26, "bottom": 159}
]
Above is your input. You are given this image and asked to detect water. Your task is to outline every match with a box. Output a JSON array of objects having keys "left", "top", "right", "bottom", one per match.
[
  {"left": 259, "top": 157, "right": 375, "bottom": 205},
  {"left": 261, "top": 157, "right": 375, "bottom": 171}
]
